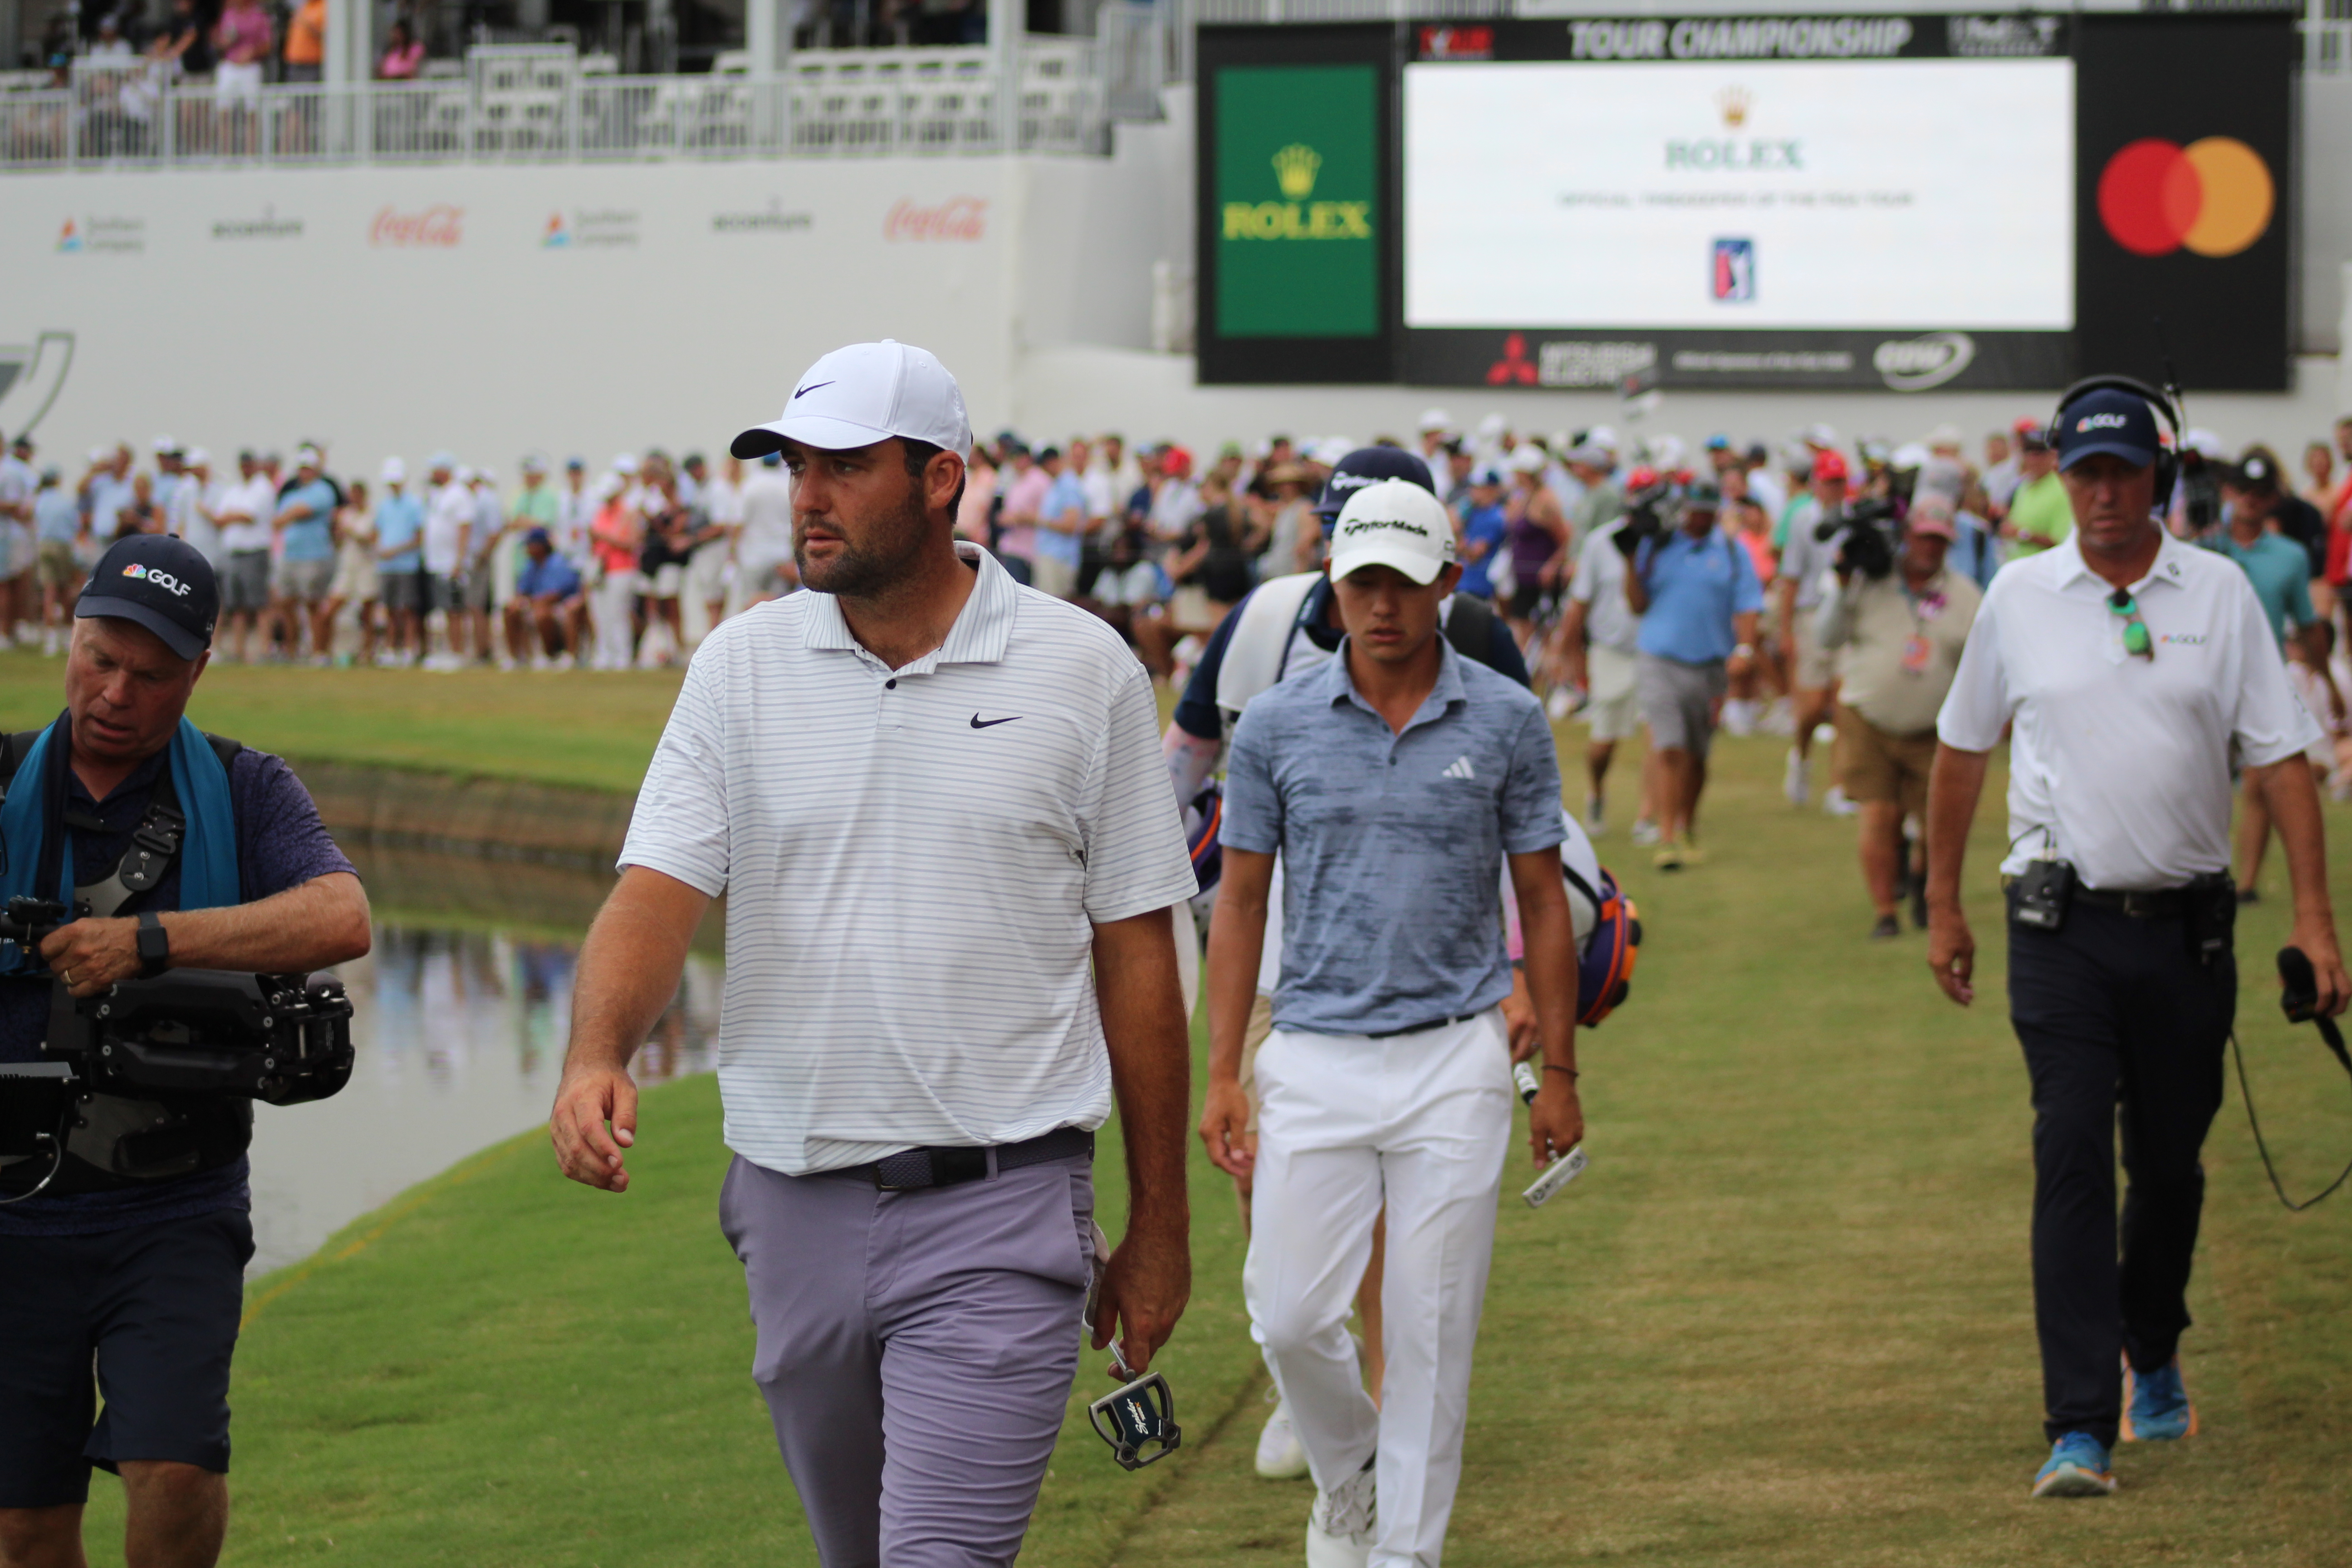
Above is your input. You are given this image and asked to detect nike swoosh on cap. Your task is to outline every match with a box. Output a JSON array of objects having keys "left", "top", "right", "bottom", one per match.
[
  {"left": 793, "top": 381, "right": 836, "bottom": 400},
  {"left": 970, "top": 714, "right": 1020, "bottom": 729}
]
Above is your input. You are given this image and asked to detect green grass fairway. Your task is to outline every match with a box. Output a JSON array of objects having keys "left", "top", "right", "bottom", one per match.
[
  {"left": 62, "top": 711, "right": 2352, "bottom": 1566},
  {"left": 0, "top": 650, "right": 682, "bottom": 793}
]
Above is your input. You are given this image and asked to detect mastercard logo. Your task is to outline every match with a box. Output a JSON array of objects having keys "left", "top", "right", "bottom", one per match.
[{"left": 2096, "top": 137, "right": 2274, "bottom": 259}]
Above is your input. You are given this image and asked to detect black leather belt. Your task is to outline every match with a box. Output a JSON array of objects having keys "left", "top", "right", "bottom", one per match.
[
  {"left": 2073, "top": 885, "right": 2192, "bottom": 918},
  {"left": 850, "top": 1126, "right": 1094, "bottom": 1191},
  {"left": 1362, "top": 1012, "right": 1480, "bottom": 1040}
]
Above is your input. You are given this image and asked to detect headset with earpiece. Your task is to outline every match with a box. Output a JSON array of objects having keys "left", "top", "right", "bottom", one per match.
[{"left": 2048, "top": 373, "right": 2184, "bottom": 510}]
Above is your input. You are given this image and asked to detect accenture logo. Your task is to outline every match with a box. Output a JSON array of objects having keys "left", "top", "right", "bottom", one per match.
[
  {"left": 1872, "top": 332, "right": 1975, "bottom": 392},
  {"left": 122, "top": 562, "right": 193, "bottom": 597}
]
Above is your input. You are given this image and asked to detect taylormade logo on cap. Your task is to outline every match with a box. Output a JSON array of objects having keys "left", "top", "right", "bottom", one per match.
[
  {"left": 730, "top": 339, "right": 972, "bottom": 462},
  {"left": 1327, "top": 479, "right": 1457, "bottom": 587}
]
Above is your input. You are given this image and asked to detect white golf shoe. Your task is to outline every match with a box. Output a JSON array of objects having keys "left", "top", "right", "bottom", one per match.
[
  {"left": 1305, "top": 1455, "right": 1376, "bottom": 1568},
  {"left": 1255, "top": 1394, "right": 1309, "bottom": 1480}
]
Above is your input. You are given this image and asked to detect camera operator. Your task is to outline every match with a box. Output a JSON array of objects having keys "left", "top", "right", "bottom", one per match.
[
  {"left": 1625, "top": 480, "right": 1762, "bottom": 869},
  {"left": 1924, "top": 385, "right": 2345, "bottom": 1500},
  {"left": 0, "top": 536, "right": 369, "bottom": 1568},
  {"left": 1817, "top": 495, "right": 1980, "bottom": 940}
]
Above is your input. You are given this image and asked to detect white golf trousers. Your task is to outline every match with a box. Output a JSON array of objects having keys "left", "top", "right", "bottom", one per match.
[{"left": 1243, "top": 1009, "right": 1513, "bottom": 1568}]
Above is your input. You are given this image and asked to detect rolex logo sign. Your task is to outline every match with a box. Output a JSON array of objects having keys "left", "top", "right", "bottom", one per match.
[
  {"left": 1717, "top": 87, "right": 1750, "bottom": 130},
  {"left": 1273, "top": 143, "right": 1321, "bottom": 200},
  {"left": 1224, "top": 141, "right": 1370, "bottom": 241}
]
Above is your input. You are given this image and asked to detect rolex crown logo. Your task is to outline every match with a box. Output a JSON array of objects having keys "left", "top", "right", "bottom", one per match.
[
  {"left": 1272, "top": 143, "right": 1323, "bottom": 201},
  {"left": 1717, "top": 86, "right": 1751, "bottom": 129}
]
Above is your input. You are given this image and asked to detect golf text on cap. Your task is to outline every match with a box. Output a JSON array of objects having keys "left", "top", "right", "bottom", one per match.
[
  {"left": 122, "top": 562, "right": 192, "bottom": 597},
  {"left": 2078, "top": 413, "right": 2128, "bottom": 431}
]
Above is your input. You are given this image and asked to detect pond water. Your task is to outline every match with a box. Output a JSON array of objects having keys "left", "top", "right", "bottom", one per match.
[{"left": 242, "top": 845, "right": 723, "bottom": 1274}]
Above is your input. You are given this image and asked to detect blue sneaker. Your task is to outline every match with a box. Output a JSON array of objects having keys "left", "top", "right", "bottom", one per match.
[
  {"left": 2122, "top": 1355, "right": 2197, "bottom": 1442},
  {"left": 2031, "top": 1432, "right": 2117, "bottom": 1498}
]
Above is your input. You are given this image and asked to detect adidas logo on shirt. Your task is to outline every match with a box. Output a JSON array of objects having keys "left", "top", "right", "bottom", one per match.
[{"left": 1443, "top": 756, "right": 1476, "bottom": 780}]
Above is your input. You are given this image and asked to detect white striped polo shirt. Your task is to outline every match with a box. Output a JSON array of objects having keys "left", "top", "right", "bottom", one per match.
[{"left": 621, "top": 542, "right": 1196, "bottom": 1176}]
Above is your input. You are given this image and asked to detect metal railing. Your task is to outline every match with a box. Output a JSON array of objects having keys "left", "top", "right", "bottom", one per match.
[{"left": 0, "top": 38, "right": 1107, "bottom": 168}]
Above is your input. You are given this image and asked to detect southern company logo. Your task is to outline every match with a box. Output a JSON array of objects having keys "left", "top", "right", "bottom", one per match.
[
  {"left": 2097, "top": 137, "right": 2272, "bottom": 258},
  {"left": 1223, "top": 143, "right": 1371, "bottom": 242},
  {"left": 57, "top": 217, "right": 142, "bottom": 255},
  {"left": 542, "top": 210, "right": 638, "bottom": 248}
]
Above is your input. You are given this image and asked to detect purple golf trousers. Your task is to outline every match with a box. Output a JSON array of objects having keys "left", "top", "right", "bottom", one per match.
[{"left": 719, "top": 1152, "right": 1098, "bottom": 1568}]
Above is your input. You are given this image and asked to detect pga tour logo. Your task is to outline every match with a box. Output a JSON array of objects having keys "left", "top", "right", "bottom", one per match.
[{"left": 122, "top": 562, "right": 193, "bottom": 597}]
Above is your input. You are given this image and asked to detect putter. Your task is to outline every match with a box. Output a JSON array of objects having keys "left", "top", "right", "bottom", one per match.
[
  {"left": 1515, "top": 1061, "right": 1589, "bottom": 1209},
  {"left": 1080, "top": 1220, "right": 1182, "bottom": 1471}
]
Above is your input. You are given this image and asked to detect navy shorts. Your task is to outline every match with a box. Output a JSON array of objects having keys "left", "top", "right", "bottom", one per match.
[{"left": 0, "top": 1208, "right": 253, "bottom": 1508}]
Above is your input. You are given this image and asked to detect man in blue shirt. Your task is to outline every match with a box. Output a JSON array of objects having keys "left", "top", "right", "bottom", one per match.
[
  {"left": 270, "top": 446, "right": 338, "bottom": 661},
  {"left": 2211, "top": 460, "right": 2331, "bottom": 901},
  {"left": 502, "top": 528, "right": 586, "bottom": 666},
  {"left": 1626, "top": 480, "right": 1763, "bottom": 868},
  {"left": 1203, "top": 478, "right": 1580, "bottom": 1568},
  {"left": 1453, "top": 467, "right": 1509, "bottom": 602},
  {"left": 370, "top": 460, "right": 426, "bottom": 666},
  {"left": 1032, "top": 446, "right": 1088, "bottom": 601}
]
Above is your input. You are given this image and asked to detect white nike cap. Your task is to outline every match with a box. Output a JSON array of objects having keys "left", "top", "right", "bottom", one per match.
[
  {"left": 731, "top": 339, "right": 971, "bottom": 462},
  {"left": 1327, "top": 479, "right": 1457, "bottom": 587}
]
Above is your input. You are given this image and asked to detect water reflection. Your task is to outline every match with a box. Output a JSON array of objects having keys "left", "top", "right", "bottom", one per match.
[{"left": 244, "top": 848, "right": 722, "bottom": 1274}]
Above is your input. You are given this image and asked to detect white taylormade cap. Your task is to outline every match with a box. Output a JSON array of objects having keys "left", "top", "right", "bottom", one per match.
[
  {"left": 731, "top": 339, "right": 972, "bottom": 461},
  {"left": 1327, "top": 478, "right": 1456, "bottom": 586}
]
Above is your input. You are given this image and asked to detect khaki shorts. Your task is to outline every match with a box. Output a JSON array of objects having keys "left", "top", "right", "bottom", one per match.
[
  {"left": 1030, "top": 553, "right": 1078, "bottom": 600},
  {"left": 1585, "top": 643, "right": 1642, "bottom": 742},
  {"left": 36, "top": 539, "right": 78, "bottom": 590},
  {"left": 1238, "top": 990, "right": 1275, "bottom": 1136},
  {"left": 1834, "top": 703, "right": 1936, "bottom": 815},
  {"left": 1792, "top": 609, "right": 1837, "bottom": 691}
]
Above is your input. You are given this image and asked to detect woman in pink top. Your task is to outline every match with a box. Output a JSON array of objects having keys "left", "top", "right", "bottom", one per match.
[{"left": 377, "top": 20, "right": 425, "bottom": 80}]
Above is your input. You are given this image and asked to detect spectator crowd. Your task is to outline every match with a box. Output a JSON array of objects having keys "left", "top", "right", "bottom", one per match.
[{"left": 6, "top": 408, "right": 2350, "bottom": 897}]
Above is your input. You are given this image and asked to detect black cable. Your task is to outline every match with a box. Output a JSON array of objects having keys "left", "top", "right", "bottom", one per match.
[{"left": 2230, "top": 1029, "right": 2352, "bottom": 1211}]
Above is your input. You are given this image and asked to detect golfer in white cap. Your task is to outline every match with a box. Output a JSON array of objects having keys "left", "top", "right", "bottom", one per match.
[
  {"left": 1203, "top": 479, "right": 1583, "bottom": 1567},
  {"left": 554, "top": 341, "right": 1199, "bottom": 1568}
]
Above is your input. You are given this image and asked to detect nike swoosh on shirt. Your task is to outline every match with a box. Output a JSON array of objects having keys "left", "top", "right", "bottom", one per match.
[
  {"left": 970, "top": 714, "right": 1021, "bottom": 729},
  {"left": 792, "top": 381, "right": 835, "bottom": 400}
]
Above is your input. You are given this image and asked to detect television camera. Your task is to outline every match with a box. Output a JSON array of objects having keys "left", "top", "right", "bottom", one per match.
[{"left": 0, "top": 895, "right": 354, "bottom": 1202}]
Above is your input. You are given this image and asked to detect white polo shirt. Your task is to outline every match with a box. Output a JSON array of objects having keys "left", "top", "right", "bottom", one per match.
[
  {"left": 621, "top": 542, "right": 1196, "bottom": 1176},
  {"left": 1937, "top": 529, "right": 2319, "bottom": 892}
]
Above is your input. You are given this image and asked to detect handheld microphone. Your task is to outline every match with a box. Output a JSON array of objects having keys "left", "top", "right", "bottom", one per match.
[{"left": 2277, "top": 947, "right": 2352, "bottom": 1073}]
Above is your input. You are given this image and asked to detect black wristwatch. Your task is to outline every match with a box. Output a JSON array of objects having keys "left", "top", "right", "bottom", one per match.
[{"left": 137, "top": 910, "right": 170, "bottom": 978}]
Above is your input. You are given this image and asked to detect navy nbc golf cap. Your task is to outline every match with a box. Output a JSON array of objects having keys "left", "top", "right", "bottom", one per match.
[
  {"left": 1314, "top": 446, "right": 1437, "bottom": 523},
  {"left": 77, "top": 535, "right": 218, "bottom": 658},
  {"left": 2054, "top": 387, "right": 2162, "bottom": 472}
]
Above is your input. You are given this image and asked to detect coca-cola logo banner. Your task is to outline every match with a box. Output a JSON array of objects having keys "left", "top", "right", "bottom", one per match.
[
  {"left": 370, "top": 205, "right": 465, "bottom": 247},
  {"left": 883, "top": 197, "right": 986, "bottom": 242}
]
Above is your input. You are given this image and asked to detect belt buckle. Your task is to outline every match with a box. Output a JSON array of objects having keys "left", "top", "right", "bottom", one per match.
[{"left": 872, "top": 1149, "right": 933, "bottom": 1191}]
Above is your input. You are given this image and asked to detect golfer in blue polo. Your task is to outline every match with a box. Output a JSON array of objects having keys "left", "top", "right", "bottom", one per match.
[{"left": 1200, "top": 479, "right": 1583, "bottom": 1567}]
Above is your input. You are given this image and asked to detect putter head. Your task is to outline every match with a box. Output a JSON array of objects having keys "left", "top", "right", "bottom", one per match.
[{"left": 1088, "top": 1370, "right": 1181, "bottom": 1471}]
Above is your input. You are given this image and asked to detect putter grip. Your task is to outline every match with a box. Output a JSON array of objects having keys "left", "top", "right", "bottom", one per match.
[{"left": 1513, "top": 1060, "right": 1541, "bottom": 1104}]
